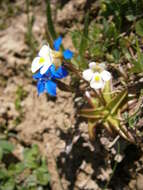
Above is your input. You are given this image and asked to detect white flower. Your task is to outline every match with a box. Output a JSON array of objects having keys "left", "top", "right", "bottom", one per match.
[
  {"left": 82, "top": 62, "right": 96, "bottom": 81},
  {"left": 31, "top": 45, "right": 62, "bottom": 75},
  {"left": 90, "top": 72, "right": 105, "bottom": 90},
  {"left": 90, "top": 71, "right": 111, "bottom": 90},
  {"left": 82, "top": 62, "right": 111, "bottom": 90},
  {"left": 100, "top": 70, "right": 111, "bottom": 81},
  {"left": 89, "top": 62, "right": 97, "bottom": 70},
  {"left": 31, "top": 45, "right": 52, "bottom": 74}
]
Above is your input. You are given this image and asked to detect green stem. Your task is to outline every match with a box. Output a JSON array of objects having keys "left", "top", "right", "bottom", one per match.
[{"left": 103, "top": 142, "right": 120, "bottom": 190}]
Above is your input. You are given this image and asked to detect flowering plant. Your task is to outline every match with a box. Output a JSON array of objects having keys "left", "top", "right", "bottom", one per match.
[
  {"left": 31, "top": 37, "right": 73, "bottom": 96},
  {"left": 31, "top": 35, "right": 137, "bottom": 143},
  {"left": 30, "top": 2, "right": 143, "bottom": 144},
  {"left": 83, "top": 62, "right": 111, "bottom": 90}
]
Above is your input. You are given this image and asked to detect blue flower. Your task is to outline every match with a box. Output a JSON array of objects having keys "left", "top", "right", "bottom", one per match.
[
  {"left": 32, "top": 36, "right": 73, "bottom": 96},
  {"left": 37, "top": 79, "right": 57, "bottom": 96},
  {"left": 53, "top": 36, "right": 62, "bottom": 51},
  {"left": 63, "top": 49, "right": 73, "bottom": 60},
  {"left": 53, "top": 36, "right": 73, "bottom": 60},
  {"left": 49, "top": 64, "right": 68, "bottom": 79},
  {"left": 33, "top": 64, "right": 68, "bottom": 96},
  {"left": 31, "top": 36, "right": 73, "bottom": 76}
]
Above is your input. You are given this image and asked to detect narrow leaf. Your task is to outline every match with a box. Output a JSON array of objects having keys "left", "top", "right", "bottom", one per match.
[
  {"left": 107, "top": 116, "right": 134, "bottom": 143},
  {"left": 79, "top": 108, "right": 108, "bottom": 119},
  {"left": 88, "top": 119, "right": 96, "bottom": 140},
  {"left": 45, "top": 0, "right": 57, "bottom": 40},
  {"left": 106, "top": 90, "right": 127, "bottom": 115},
  {"left": 0, "top": 147, "right": 3, "bottom": 161},
  {"left": 79, "top": 13, "right": 89, "bottom": 56},
  {"left": 135, "top": 19, "right": 143, "bottom": 37},
  {"left": 102, "top": 80, "right": 112, "bottom": 104}
]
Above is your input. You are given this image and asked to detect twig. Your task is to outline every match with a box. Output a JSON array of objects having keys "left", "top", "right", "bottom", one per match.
[{"left": 108, "top": 135, "right": 120, "bottom": 148}]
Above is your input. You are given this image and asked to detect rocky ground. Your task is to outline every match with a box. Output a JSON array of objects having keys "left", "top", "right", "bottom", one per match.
[{"left": 0, "top": 0, "right": 143, "bottom": 189}]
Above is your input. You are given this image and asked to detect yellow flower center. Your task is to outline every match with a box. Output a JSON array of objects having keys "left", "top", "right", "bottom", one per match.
[
  {"left": 94, "top": 75, "right": 100, "bottom": 82},
  {"left": 51, "top": 50, "right": 63, "bottom": 59},
  {"left": 93, "top": 65, "right": 103, "bottom": 72},
  {"left": 39, "top": 57, "right": 45, "bottom": 64}
]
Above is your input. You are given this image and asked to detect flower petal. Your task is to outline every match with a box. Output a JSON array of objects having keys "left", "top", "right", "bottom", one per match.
[
  {"left": 45, "top": 80, "right": 57, "bottom": 96},
  {"left": 39, "top": 45, "right": 50, "bottom": 57},
  {"left": 89, "top": 62, "right": 96, "bottom": 69},
  {"left": 33, "top": 71, "right": 43, "bottom": 79},
  {"left": 99, "top": 62, "right": 106, "bottom": 69},
  {"left": 90, "top": 80, "right": 104, "bottom": 90},
  {"left": 39, "top": 48, "right": 53, "bottom": 75},
  {"left": 53, "top": 36, "right": 62, "bottom": 51},
  {"left": 37, "top": 80, "right": 45, "bottom": 95},
  {"left": 90, "top": 72, "right": 104, "bottom": 90},
  {"left": 57, "top": 66, "right": 68, "bottom": 78},
  {"left": 49, "top": 65, "right": 59, "bottom": 78},
  {"left": 49, "top": 65, "right": 68, "bottom": 79},
  {"left": 63, "top": 49, "right": 73, "bottom": 59},
  {"left": 101, "top": 70, "right": 111, "bottom": 81},
  {"left": 31, "top": 57, "right": 42, "bottom": 73},
  {"left": 82, "top": 69, "right": 94, "bottom": 81},
  {"left": 40, "top": 64, "right": 50, "bottom": 75}
]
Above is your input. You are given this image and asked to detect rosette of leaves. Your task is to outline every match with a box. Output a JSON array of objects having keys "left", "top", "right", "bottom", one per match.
[
  {"left": 79, "top": 82, "right": 137, "bottom": 143},
  {"left": 0, "top": 142, "right": 50, "bottom": 190}
]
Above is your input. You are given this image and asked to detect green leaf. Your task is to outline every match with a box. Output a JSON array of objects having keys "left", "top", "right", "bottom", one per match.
[
  {"left": 71, "top": 55, "right": 87, "bottom": 70},
  {"left": 107, "top": 115, "right": 128, "bottom": 140},
  {"left": 79, "top": 13, "right": 89, "bottom": 56},
  {"left": 25, "top": 174, "right": 37, "bottom": 187},
  {"left": 0, "top": 169, "right": 8, "bottom": 180},
  {"left": 7, "top": 164, "right": 17, "bottom": 176},
  {"left": 45, "top": 0, "right": 56, "bottom": 40},
  {"left": 71, "top": 30, "right": 82, "bottom": 50},
  {"left": 0, "top": 147, "right": 3, "bottom": 160},
  {"left": 135, "top": 19, "right": 143, "bottom": 37},
  {"left": 106, "top": 90, "right": 127, "bottom": 115},
  {"left": 15, "top": 98, "right": 21, "bottom": 111},
  {"left": 126, "top": 14, "right": 136, "bottom": 21},
  {"left": 112, "top": 49, "right": 121, "bottom": 63},
  {"left": 79, "top": 107, "right": 108, "bottom": 119},
  {"left": 89, "top": 43, "right": 104, "bottom": 59},
  {"left": 89, "top": 23, "right": 101, "bottom": 40},
  {"left": 131, "top": 61, "right": 143, "bottom": 73},
  {"left": 23, "top": 145, "right": 39, "bottom": 169},
  {"left": 0, "top": 140, "right": 14, "bottom": 154},
  {"left": 102, "top": 80, "right": 112, "bottom": 104},
  {"left": 88, "top": 119, "right": 97, "bottom": 140},
  {"left": 15, "top": 163, "right": 25, "bottom": 174},
  {"left": 107, "top": 115, "right": 135, "bottom": 143},
  {"left": 131, "top": 39, "right": 143, "bottom": 73},
  {"left": 0, "top": 178, "right": 15, "bottom": 190},
  {"left": 35, "top": 168, "right": 50, "bottom": 186}
]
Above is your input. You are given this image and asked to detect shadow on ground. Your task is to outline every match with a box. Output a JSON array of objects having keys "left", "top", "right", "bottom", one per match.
[{"left": 55, "top": 126, "right": 142, "bottom": 190}]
